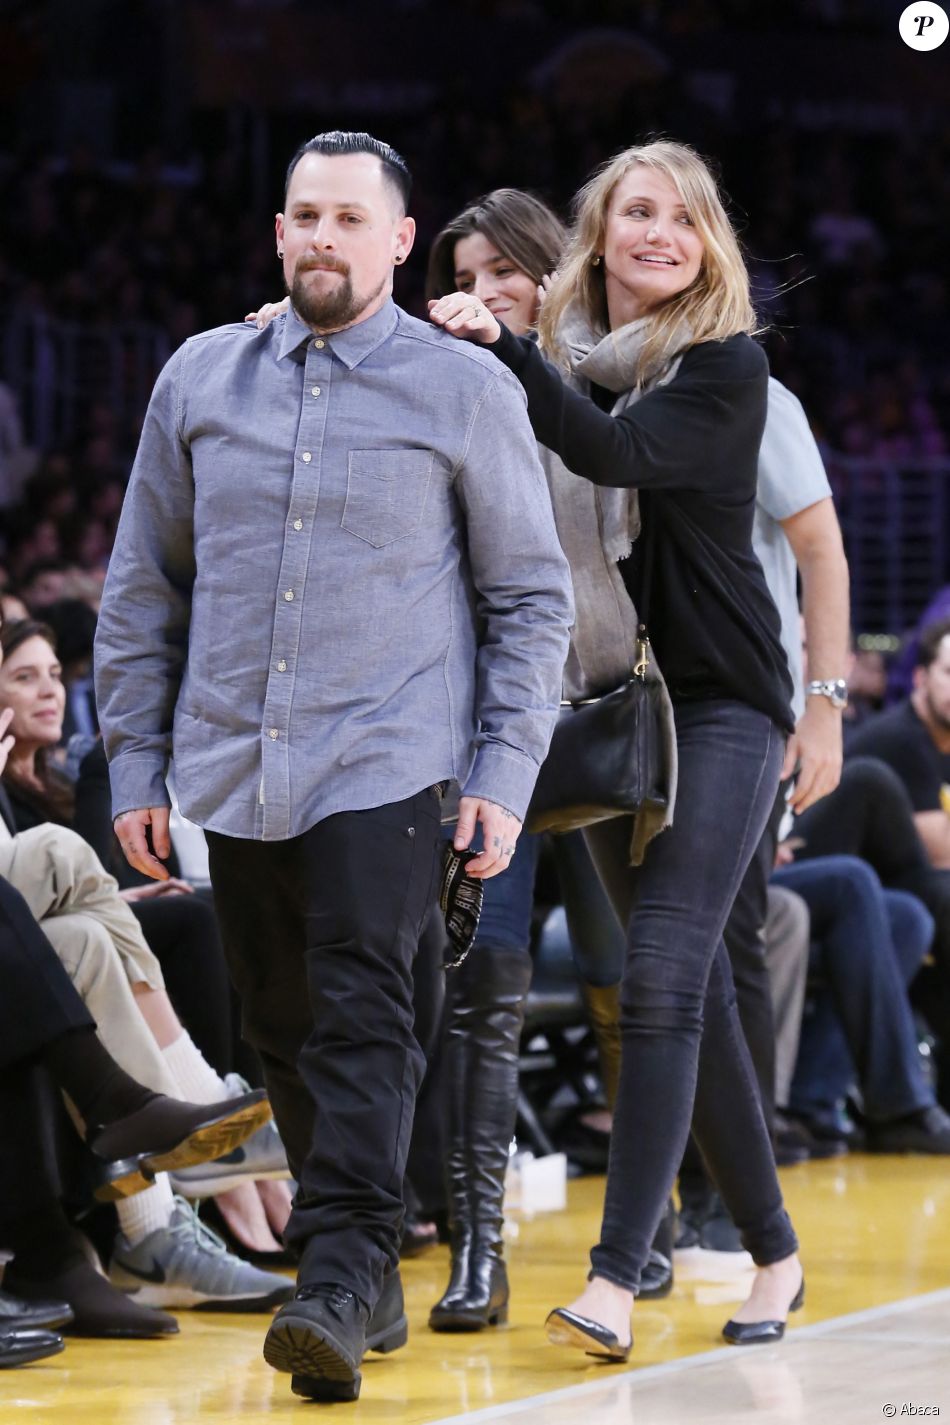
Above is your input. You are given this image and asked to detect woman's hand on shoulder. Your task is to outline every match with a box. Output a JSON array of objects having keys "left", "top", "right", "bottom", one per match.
[
  {"left": 244, "top": 296, "right": 290, "bottom": 330},
  {"left": 428, "top": 293, "right": 501, "bottom": 346}
]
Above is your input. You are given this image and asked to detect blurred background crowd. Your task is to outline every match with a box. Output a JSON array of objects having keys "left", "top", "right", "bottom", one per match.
[{"left": 0, "top": 0, "right": 947, "bottom": 648}]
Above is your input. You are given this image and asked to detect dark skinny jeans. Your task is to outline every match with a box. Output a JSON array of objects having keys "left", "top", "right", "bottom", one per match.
[{"left": 584, "top": 699, "right": 798, "bottom": 1292}]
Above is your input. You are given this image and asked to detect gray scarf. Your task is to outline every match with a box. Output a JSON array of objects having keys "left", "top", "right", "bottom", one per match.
[{"left": 539, "top": 302, "right": 688, "bottom": 863}]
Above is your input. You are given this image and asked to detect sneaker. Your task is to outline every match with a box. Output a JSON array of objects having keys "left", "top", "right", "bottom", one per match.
[
  {"left": 109, "top": 1197, "right": 294, "bottom": 1311},
  {"left": 865, "top": 1104, "right": 950, "bottom": 1155},
  {"left": 169, "top": 1119, "right": 290, "bottom": 1197},
  {"left": 169, "top": 1074, "right": 290, "bottom": 1197}
]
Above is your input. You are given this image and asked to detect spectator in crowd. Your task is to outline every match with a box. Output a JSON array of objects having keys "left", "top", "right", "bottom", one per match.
[
  {"left": 848, "top": 618, "right": 950, "bottom": 871},
  {"left": 772, "top": 852, "right": 950, "bottom": 1153}
]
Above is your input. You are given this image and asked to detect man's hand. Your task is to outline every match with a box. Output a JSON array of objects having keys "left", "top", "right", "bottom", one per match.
[
  {"left": 113, "top": 807, "right": 172, "bottom": 881},
  {"left": 120, "top": 877, "right": 194, "bottom": 903},
  {"left": 454, "top": 796, "right": 522, "bottom": 879},
  {"left": 0, "top": 708, "right": 15, "bottom": 778},
  {"left": 428, "top": 293, "right": 501, "bottom": 345},
  {"left": 782, "top": 699, "right": 843, "bottom": 812}
]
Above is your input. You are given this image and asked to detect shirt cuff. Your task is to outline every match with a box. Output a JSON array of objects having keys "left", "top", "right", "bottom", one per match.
[
  {"left": 459, "top": 743, "right": 541, "bottom": 824},
  {"left": 108, "top": 753, "right": 172, "bottom": 820}
]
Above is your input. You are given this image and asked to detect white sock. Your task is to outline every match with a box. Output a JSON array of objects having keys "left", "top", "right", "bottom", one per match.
[
  {"left": 116, "top": 1174, "right": 175, "bottom": 1246},
  {"left": 162, "top": 1030, "right": 229, "bottom": 1105}
]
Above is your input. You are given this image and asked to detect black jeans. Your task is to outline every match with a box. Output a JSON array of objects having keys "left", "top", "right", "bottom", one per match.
[
  {"left": 206, "top": 787, "right": 442, "bottom": 1309},
  {"left": 584, "top": 700, "right": 798, "bottom": 1291}
]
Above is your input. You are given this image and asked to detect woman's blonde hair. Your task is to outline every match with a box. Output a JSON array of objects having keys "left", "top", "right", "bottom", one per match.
[{"left": 538, "top": 139, "right": 757, "bottom": 383}]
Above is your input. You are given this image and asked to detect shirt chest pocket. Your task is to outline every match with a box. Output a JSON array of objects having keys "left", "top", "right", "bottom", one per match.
[{"left": 342, "top": 449, "right": 434, "bottom": 548}]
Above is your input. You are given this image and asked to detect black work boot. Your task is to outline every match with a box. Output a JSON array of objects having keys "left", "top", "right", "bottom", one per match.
[
  {"left": 429, "top": 947, "right": 532, "bottom": 1332},
  {"left": 265, "top": 1284, "right": 367, "bottom": 1402}
]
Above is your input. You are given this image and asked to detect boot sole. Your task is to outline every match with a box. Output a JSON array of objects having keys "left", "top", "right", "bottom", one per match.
[
  {"left": 93, "top": 1100, "right": 273, "bottom": 1202},
  {"left": 263, "top": 1313, "right": 361, "bottom": 1395},
  {"left": 429, "top": 1303, "right": 508, "bottom": 1332}
]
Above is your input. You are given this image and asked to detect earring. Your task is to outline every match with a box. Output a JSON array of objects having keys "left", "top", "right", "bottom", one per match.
[
  {"left": 394, "top": 254, "right": 404, "bottom": 264},
  {"left": 591, "top": 255, "right": 601, "bottom": 266},
  {"left": 277, "top": 248, "right": 284, "bottom": 258}
]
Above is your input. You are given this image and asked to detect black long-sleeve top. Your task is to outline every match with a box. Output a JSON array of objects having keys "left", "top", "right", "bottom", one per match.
[{"left": 488, "top": 325, "right": 794, "bottom": 733}]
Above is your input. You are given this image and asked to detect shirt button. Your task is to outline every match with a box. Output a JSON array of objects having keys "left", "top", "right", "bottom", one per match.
[
  {"left": 284, "top": 590, "right": 295, "bottom": 602},
  {"left": 268, "top": 728, "right": 279, "bottom": 740},
  {"left": 311, "top": 386, "right": 321, "bottom": 397},
  {"left": 276, "top": 659, "right": 287, "bottom": 672},
  {"left": 292, "top": 519, "right": 303, "bottom": 531},
  {"left": 301, "top": 451, "right": 312, "bottom": 463},
  {"left": 313, "top": 339, "right": 325, "bottom": 349}
]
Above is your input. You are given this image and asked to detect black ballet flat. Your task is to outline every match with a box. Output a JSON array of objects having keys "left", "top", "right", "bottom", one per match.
[
  {"left": 544, "top": 1307, "right": 632, "bottom": 1362},
  {"left": 722, "top": 1275, "right": 805, "bottom": 1345}
]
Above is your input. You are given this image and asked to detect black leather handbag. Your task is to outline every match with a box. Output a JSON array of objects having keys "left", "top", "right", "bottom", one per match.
[{"left": 525, "top": 519, "right": 668, "bottom": 835}]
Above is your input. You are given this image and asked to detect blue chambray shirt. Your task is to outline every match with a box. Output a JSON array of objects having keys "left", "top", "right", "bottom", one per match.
[{"left": 95, "top": 300, "right": 574, "bottom": 840}]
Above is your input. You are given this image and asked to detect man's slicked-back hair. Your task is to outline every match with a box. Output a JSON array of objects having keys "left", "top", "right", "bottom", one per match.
[
  {"left": 284, "top": 131, "right": 412, "bottom": 213},
  {"left": 916, "top": 616, "right": 950, "bottom": 669}
]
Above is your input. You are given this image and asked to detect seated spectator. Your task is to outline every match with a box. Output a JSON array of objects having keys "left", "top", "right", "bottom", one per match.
[
  {"left": 794, "top": 755, "right": 950, "bottom": 1102},
  {"left": 0, "top": 870, "right": 277, "bottom": 1338},
  {"left": 771, "top": 852, "right": 947, "bottom": 1153},
  {"left": 0, "top": 616, "right": 293, "bottom": 1263},
  {"left": 848, "top": 616, "right": 950, "bottom": 870}
]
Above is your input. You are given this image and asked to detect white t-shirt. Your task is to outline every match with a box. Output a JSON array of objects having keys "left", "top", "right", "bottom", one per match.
[{"left": 753, "top": 378, "right": 833, "bottom": 720}]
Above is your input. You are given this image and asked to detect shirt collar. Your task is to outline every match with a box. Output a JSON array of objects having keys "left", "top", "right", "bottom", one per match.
[{"left": 276, "top": 298, "right": 399, "bottom": 369}]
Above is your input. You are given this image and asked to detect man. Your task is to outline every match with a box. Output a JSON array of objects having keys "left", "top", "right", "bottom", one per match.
[
  {"left": 95, "top": 131, "right": 573, "bottom": 1403},
  {"left": 848, "top": 616, "right": 950, "bottom": 868}
]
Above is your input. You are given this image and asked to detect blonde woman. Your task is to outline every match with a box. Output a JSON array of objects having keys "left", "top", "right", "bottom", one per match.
[{"left": 430, "top": 140, "right": 803, "bottom": 1359}]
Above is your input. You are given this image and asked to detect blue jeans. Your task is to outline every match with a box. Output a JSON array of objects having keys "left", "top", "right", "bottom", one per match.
[
  {"left": 475, "top": 828, "right": 625, "bottom": 986},
  {"left": 584, "top": 699, "right": 797, "bottom": 1291},
  {"left": 775, "top": 857, "right": 935, "bottom": 1122}
]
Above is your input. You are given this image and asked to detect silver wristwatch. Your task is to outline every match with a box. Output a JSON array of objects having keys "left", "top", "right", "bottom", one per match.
[{"left": 805, "top": 678, "right": 848, "bottom": 710}]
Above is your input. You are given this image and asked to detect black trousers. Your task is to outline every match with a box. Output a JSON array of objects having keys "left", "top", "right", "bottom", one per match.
[{"left": 206, "top": 787, "right": 442, "bottom": 1309}]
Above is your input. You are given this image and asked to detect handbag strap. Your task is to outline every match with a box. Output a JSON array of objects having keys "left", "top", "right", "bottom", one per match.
[{"left": 633, "top": 497, "right": 655, "bottom": 679}]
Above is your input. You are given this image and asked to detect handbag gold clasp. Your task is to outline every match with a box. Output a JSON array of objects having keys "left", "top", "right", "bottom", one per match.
[{"left": 634, "top": 634, "right": 650, "bottom": 680}]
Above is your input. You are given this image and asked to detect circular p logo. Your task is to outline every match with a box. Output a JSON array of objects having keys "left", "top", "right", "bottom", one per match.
[{"left": 899, "top": 1, "right": 948, "bottom": 48}]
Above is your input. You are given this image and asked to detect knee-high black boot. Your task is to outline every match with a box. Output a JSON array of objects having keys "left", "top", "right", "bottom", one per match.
[
  {"left": 582, "top": 980, "right": 673, "bottom": 1299},
  {"left": 429, "top": 946, "right": 532, "bottom": 1332},
  {"left": 582, "top": 981, "right": 622, "bottom": 1110}
]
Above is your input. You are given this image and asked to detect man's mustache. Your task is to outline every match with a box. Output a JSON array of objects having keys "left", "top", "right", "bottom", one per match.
[{"left": 296, "top": 257, "right": 350, "bottom": 277}]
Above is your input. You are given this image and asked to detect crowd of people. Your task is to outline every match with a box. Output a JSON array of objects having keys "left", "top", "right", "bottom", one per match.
[{"left": 1, "top": 114, "right": 948, "bottom": 1412}]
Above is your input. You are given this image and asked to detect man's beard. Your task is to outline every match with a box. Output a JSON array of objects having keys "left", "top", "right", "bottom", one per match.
[
  {"left": 289, "top": 258, "right": 383, "bottom": 332},
  {"left": 924, "top": 687, "right": 950, "bottom": 734}
]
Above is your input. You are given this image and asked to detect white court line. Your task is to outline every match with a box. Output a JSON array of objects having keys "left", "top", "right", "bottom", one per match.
[{"left": 423, "top": 1286, "right": 950, "bottom": 1425}]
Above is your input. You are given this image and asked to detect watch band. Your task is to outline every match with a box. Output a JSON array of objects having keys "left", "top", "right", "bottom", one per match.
[{"left": 805, "top": 678, "right": 848, "bottom": 709}]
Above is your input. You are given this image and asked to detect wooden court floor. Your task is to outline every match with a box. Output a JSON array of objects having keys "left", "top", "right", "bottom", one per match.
[{"left": 3, "top": 1155, "right": 949, "bottom": 1424}]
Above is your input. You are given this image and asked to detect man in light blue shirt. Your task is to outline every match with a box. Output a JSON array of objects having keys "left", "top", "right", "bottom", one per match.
[{"left": 96, "top": 131, "right": 573, "bottom": 1401}]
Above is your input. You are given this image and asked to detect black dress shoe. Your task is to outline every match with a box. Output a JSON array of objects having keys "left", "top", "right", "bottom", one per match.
[
  {"left": 638, "top": 1249, "right": 673, "bottom": 1300},
  {"left": 3, "top": 1258, "right": 178, "bottom": 1339},
  {"left": 264, "top": 1284, "right": 367, "bottom": 1402},
  {"left": 0, "top": 1287, "right": 73, "bottom": 1332},
  {"left": 545, "top": 1306, "right": 631, "bottom": 1362},
  {"left": 865, "top": 1105, "right": 950, "bottom": 1155},
  {"left": 89, "top": 1090, "right": 272, "bottom": 1202},
  {"left": 0, "top": 1328, "right": 65, "bottom": 1368},
  {"left": 722, "top": 1276, "right": 805, "bottom": 1345},
  {"left": 639, "top": 1199, "right": 675, "bottom": 1299}
]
